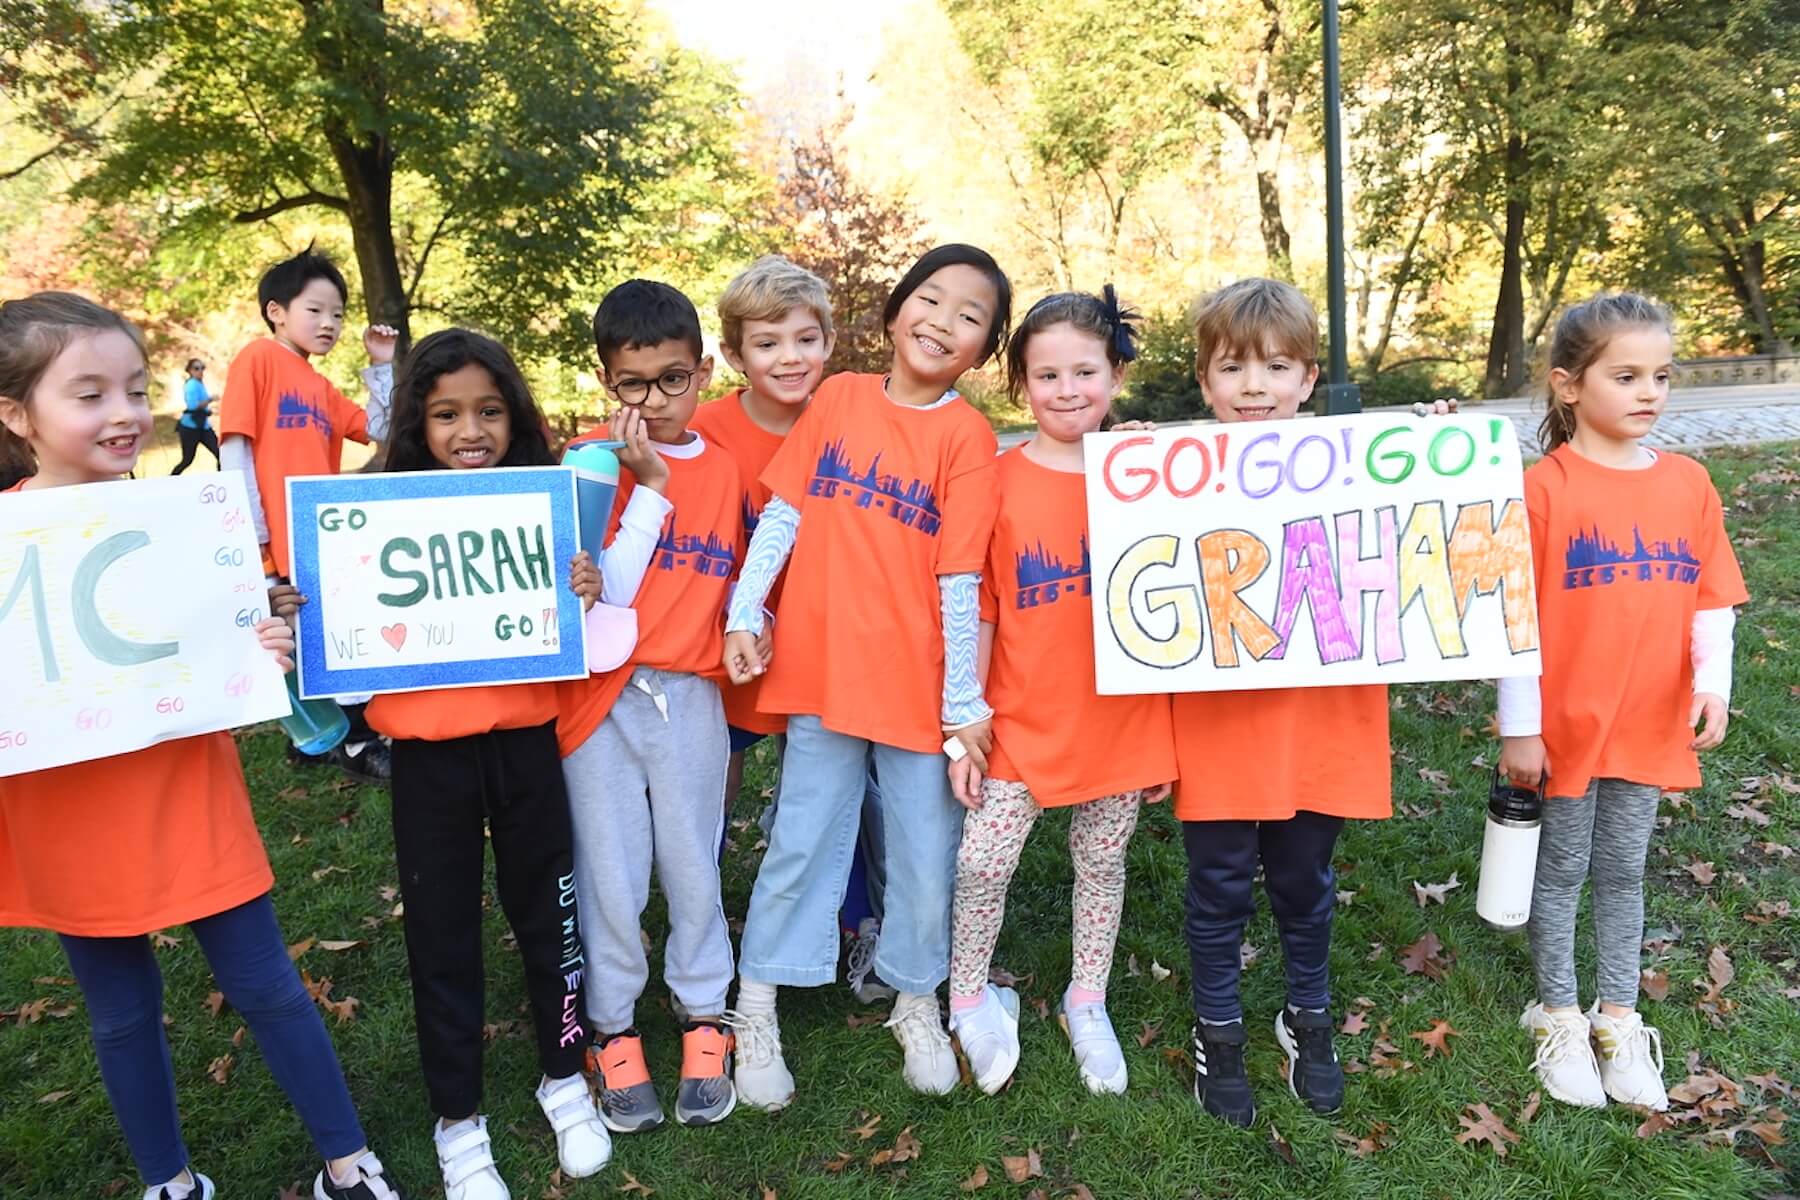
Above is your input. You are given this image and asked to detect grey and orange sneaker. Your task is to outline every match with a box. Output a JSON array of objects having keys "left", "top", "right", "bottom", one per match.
[
  {"left": 675, "top": 1020, "right": 737, "bottom": 1126},
  {"left": 587, "top": 1029, "right": 664, "bottom": 1133}
]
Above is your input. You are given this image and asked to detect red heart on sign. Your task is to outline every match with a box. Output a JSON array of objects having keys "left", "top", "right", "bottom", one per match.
[{"left": 381, "top": 624, "right": 407, "bottom": 651}]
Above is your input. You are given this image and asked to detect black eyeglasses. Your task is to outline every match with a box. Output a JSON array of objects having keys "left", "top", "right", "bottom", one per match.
[{"left": 607, "top": 368, "right": 696, "bottom": 405}]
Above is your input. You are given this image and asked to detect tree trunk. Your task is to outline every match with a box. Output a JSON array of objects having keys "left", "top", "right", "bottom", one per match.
[
  {"left": 327, "top": 134, "right": 410, "bottom": 348},
  {"left": 1255, "top": 166, "right": 1292, "bottom": 280},
  {"left": 1730, "top": 237, "right": 1782, "bottom": 354},
  {"left": 300, "top": 0, "right": 410, "bottom": 349},
  {"left": 1484, "top": 42, "right": 1528, "bottom": 399}
]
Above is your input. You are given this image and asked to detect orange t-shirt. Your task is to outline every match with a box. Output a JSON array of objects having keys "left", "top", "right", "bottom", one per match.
[
  {"left": 0, "top": 734, "right": 274, "bottom": 936},
  {"left": 1171, "top": 685, "right": 1391, "bottom": 822},
  {"left": 556, "top": 438, "right": 743, "bottom": 756},
  {"left": 756, "top": 373, "right": 1001, "bottom": 754},
  {"left": 218, "top": 337, "right": 372, "bottom": 577},
  {"left": 366, "top": 682, "right": 558, "bottom": 743},
  {"left": 981, "top": 448, "right": 1176, "bottom": 806},
  {"left": 1528, "top": 447, "right": 1747, "bottom": 798},
  {"left": 690, "top": 389, "right": 791, "bottom": 737}
]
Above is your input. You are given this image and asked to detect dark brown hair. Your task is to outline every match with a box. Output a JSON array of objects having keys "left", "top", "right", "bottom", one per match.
[
  {"left": 0, "top": 292, "right": 147, "bottom": 487},
  {"left": 1004, "top": 285, "right": 1140, "bottom": 401},
  {"left": 1538, "top": 291, "right": 1674, "bottom": 451}
]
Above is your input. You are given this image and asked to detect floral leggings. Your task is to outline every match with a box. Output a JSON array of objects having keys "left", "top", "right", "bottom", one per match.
[{"left": 948, "top": 780, "right": 1144, "bottom": 1000}]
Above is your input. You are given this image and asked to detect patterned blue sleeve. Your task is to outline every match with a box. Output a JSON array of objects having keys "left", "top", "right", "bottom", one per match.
[
  {"left": 726, "top": 495, "right": 799, "bottom": 634},
  {"left": 940, "top": 571, "right": 991, "bottom": 727}
]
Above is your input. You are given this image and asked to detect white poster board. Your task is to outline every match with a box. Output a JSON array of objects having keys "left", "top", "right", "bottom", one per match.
[
  {"left": 1084, "top": 413, "right": 1542, "bottom": 693},
  {"left": 0, "top": 474, "right": 290, "bottom": 775}
]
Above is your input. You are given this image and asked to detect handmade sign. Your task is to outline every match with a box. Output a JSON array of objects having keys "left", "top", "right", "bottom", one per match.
[
  {"left": 1084, "top": 413, "right": 1541, "bottom": 693},
  {"left": 286, "top": 467, "right": 587, "bottom": 698},
  {"left": 0, "top": 474, "right": 289, "bottom": 775}
]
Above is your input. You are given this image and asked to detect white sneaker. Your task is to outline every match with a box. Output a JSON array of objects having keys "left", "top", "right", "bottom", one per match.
[
  {"left": 726, "top": 1008, "right": 795, "bottom": 1110},
  {"left": 1519, "top": 1002, "right": 1605, "bottom": 1108},
  {"left": 145, "top": 1171, "right": 215, "bottom": 1200},
  {"left": 535, "top": 1073, "right": 613, "bottom": 1177},
  {"left": 949, "top": 985, "right": 1020, "bottom": 1094},
  {"left": 433, "top": 1115, "right": 511, "bottom": 1200},
  {"left": 846, "top": 918, "right": 898, "bottom": 1005},
  {"left": 1059, "top": 990, "right": 1128, "bottom": 1095},
  {"left": 1588, "top": 1003, "right": 1668, "bottom": 1111},
  {"left": 887, "top": 991, "right": 959, "bottom": 1095}
]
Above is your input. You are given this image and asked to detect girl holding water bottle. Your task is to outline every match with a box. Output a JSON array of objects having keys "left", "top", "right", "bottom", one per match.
[
  {"left": 1499, "top": 292, "right": 1746, "bottom": 1113},
  {"left": 0, "top": 293, "right": 406, "bottom": 1200}
]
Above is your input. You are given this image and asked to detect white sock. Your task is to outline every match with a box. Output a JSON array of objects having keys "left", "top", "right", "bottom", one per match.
[{"left": 736, "top": 979, "right": 777, "bottom": 1016}]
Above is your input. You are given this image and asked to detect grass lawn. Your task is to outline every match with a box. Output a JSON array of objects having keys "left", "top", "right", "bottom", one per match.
[{"left": 3, "top": 444, "right": 1796, "bottom": 1200}]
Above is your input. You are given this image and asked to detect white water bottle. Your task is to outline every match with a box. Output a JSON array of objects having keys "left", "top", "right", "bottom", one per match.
[{"left": 1476, "top": 769, "right": 1542, "bottom": 931}]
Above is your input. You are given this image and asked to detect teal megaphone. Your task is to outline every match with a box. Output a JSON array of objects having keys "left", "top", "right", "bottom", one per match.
[{"left": 562, "top": 438, "right": 637, "bottom": 672}]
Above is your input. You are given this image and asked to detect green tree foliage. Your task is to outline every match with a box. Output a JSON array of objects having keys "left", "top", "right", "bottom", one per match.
[
  {"left": 762, "top": 115, "right": 931, "bottom": 375},
  {"left": 1111, "top": 310, "right": 1207, "bottom": 422},
  {"left": 945, "top": 0, "right": 1314, "bottom": 281},
  {"left": 1605, "top": 0, "right": 1799, "bottom": 354},
  {"left": 1346, "top": 0, "right": 1631, "bottom": 398},
  {"left": 1, "top": 0, "right": 757, "bottom": 365}
]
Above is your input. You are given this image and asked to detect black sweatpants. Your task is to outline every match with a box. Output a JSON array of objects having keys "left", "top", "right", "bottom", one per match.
[
  {"left": 1181, "top": 811, "right": 1344, "bottom": 1023},
  {"left": 170, "top": 425, "right": 219, "bottom": 474},
  {"left": 390, "top": 720, "right": 588, "bottom": 1118}
]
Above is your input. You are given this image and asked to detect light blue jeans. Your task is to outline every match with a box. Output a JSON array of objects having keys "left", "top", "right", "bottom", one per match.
[{"left": 740, "top": 715, "right": 960, "bottom": 994}]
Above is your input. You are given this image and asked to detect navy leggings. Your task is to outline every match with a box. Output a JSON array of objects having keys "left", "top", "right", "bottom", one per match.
[
  {"left": 1181, "top": 812, "right": 1344, "bottom": 1023},
  {"left": 59, "top": 894, "right": 365, "bottom": 1185}
]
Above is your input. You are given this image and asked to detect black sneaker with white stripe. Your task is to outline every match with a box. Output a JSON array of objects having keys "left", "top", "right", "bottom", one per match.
[
  {"left": 1275, "top": 1006, "right": 1344, "bottom": 1114},
  {"left": 1191, "top": 1021, "right": 1256, "bottom": 1126},
  {"left": 314, "top": 1150, "right": 406, "bottom": 1200}
]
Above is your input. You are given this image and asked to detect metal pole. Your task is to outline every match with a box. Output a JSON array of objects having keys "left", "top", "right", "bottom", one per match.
[{"left": 1318, "top": 0, "right": 1362, "bottom": 414}]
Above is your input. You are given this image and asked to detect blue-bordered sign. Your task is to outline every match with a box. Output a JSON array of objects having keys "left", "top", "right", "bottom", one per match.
[{"left": 287, "top": 467, "right": 587, "bottom": 698}]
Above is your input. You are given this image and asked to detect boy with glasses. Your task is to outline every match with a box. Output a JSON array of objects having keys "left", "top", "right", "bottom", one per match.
[{"left": 556, "top": 280, "right": 746, "bottom": 1131}]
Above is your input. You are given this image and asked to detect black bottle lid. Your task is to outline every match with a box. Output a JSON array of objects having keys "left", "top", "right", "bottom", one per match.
[{"left": 1487, "top": 766, "right": 1543, "bottom": 823}]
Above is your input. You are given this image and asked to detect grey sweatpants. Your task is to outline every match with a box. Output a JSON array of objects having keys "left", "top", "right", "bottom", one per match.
[
  {"left": 565, "top": 668, "right": 733, "bottom": 1032},
  {"left": 1527, "top": 777, "right": 1661, "bottom": 1008}
]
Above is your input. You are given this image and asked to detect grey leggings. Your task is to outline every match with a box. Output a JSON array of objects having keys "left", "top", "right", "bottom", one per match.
[{"left": 1527, "top": 778, "right": 1661, "bottom": 1008}]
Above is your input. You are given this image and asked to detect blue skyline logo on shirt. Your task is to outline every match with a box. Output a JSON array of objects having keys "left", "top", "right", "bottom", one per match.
[
  {"left": 1561, "top": 523, "right": 1700, "bottom": 589},
  {"left": 1014, "top": 535, "right": 1091, "bottom": 609},
  {"left": 654, "top": 524, "right": 737, "bottom": 579},
  {"left": 808, "top": 439, "right": 941, "bottom": 535},
  {"left": 274, "top": 390, "right": 334, "bottom": 437}
]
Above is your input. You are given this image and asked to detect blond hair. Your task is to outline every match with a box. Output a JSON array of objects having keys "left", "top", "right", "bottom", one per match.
[
  {"left": 0, "top": 292, "right": 147, "bottom": 487},
  {"left": 717, "top": 256, "right": 833, "bottom": 351},
  {"left": 1190, "top": 277, "right": 1319, "bottom": 377},
  {"left": 1538, "top": 291, "right": 1674, "bottom": 452}
]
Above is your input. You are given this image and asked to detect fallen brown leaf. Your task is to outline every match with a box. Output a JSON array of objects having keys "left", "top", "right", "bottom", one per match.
[
  {"left": 1640, "top": 969, "right": 1670, "bottom": 1001},
  {"left": 37, "top": 1090, "right": 71, "bottom": 1105},
  {"left": 1331, "top": 1121, "right": 1391, "bottom": 1156},
  {"left": 846, "top": 1011, "right": 886, "bottom": 1029},
  {"left": 1268, "top": 1126, "right": 1298, "bottom": 1165},
  {"left": 1518, "top": 1091, "right": 1542, "bottom": 1125},
  {"left": 287, "top": 937, "right": 316, "bottom": 961},
  {"left": 208, "top": 1054, "right": 233, "bottom": 1085},
  {"left": 151, "top": 932, "right": 181, "bottom": 949},
  {"left": 317, "top": 939, "right": 366, "bottom": 952},
  {"left": 1682, "top": 860, "right": 1717, "bottom": 886},
  {"left": 1409, "top": 1019, "right": 1462, "bottom": 1059},
  {"left": 889, "top": 1126, "right": 921, "bottom": 1165},
  {"left": 1137, "top": 1020, "right": 1161, "bottom": 1049},
  {"left": 1455, "top": 1103, "right": 1521, "bottom": 1156},
  {"left": 231, "top": 1026, "right": 246, "bottom": 1048},
  {"left": 1398, "top": 931, "right": 1453, "bottom": 980},
  {"left": 278, "top": 1184, "right": 306, "bottom": 1200},
  {"left": 1001, "top": 1148, "right": 1043, "bottom": 1183},
  {"left": 851, "top": 1113, "right": 881, "bottom": 1140},
  {"left": 1340, "top": 1010, "right": 1369, "bottom": 1035},
  {"left": 204, "top": 991, "right": 226, "bottom": 1018},
  {"left": 1412, "top": 872, "right": 1462, "bottom": 906},
  {"left": 959, "top": 1164, "right": 990, "bottom": 1191},
  {"left": 616, "top": 1171, "right": 653, "bottom": 1196},
  {"left": 988, "top": 967, "right": 1033, "bottom": 989},
  {"left": 321, "top": 995, "right": 360, "bottom": 1023}
]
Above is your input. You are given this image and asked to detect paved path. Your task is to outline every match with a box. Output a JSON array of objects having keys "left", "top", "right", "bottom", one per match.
[{"left": 997, "top": 382, "right": 1800, "bottom": 454}]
